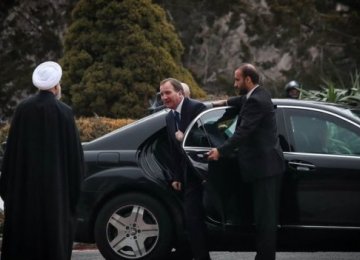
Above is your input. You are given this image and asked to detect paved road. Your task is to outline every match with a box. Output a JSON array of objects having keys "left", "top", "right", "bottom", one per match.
[{"left": 72, "top": 250, "right": 360, "bottom": 260}]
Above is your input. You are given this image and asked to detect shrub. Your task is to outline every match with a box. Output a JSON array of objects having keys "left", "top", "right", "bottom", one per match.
[
  {"left": 301, "top": 70, "right": 360, "bottom": 107},
  {"left": 61, "top": 0, "right": 205, "bottom": 118},
  {"left": 0, "top": 117, "right": 135, "bottom": 149},
  {"left": 76, "top": 117, "right": 135, "bottom": 142}
]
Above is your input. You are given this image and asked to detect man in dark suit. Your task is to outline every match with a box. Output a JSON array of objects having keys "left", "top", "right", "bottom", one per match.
[
  {"left": 207, "top": 64, "right": 284, "bottom": 260},
  {"left": 160, "top": 78, "right": 210, "bottom": 260}
]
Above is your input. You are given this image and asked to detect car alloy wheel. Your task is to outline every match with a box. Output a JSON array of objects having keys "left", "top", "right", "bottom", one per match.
[
  {"left": 106, "top": 204, "right": 159, "bottom": 258},
  {"left": 95, "top": 193, "right": 173, "bottom": 260}
]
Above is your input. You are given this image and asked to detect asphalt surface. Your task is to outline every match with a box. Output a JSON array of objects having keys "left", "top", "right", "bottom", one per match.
[{"left": 71, "top": 250, "right": 360, "bottom": 260}]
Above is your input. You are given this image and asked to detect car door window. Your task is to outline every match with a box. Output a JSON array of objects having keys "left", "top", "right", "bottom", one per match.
[
  {"left": 184, "top": 107, "right": 238, "bottom": 148},
  {"left": 286, "top": 108, "right": 360, "bottom": 155}
]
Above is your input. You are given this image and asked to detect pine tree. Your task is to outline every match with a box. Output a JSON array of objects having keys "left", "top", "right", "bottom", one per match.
[{"left": 61, "top": 0, "right": 205, "bottom": 118}]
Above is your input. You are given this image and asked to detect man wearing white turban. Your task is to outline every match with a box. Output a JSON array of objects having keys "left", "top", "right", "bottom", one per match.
[
  {"left": 0, "top": 61, "right": 84, "bottom": 260},
  {"left": 32, "top": 60, "right": 62, "bottom": 99}
]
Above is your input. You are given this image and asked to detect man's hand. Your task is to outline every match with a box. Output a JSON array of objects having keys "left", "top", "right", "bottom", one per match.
[
  {"left": 211, "top": 100, "right": 227, "bottom": 107},
  {"left": 207, "top": 148, "right": 220, "bottom": 161},
  {"left": 175, "top": 130, "right": 184, "bottom": 142},
  {"left": 171, "top": 181, "right": 182, "bottom": 191}
]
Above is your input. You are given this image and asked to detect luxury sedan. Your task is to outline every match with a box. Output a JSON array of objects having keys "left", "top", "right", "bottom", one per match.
[{"left": 75, "top": 99, "right": 360, "bottom": 260}]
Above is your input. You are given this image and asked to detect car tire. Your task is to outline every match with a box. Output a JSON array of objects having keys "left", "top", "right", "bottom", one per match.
[{"left": 94, "top": 193, "right": 173, "bottom": 260}]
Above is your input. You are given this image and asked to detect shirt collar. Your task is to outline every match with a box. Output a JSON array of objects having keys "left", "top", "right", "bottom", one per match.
[
  {"left": 173, "top": 97, "right": 185, "bottom": 114},
  {"left": 246, "top": 85, "right": 259, "bottom": 99}
]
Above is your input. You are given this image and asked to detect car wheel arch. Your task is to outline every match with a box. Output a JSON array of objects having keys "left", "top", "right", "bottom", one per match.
[{"left": 90, "top": 188, "right": 185, "bottom": 246}]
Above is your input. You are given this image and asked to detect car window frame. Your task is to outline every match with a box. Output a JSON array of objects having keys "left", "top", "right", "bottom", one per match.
[{"left": 182, "top": 106, "right": 238, "bottom": 150}]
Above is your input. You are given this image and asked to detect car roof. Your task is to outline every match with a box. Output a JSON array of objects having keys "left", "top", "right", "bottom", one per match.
[
  {"left": 83, "top": 99, "right": 360, "bottom": 151},
  {"left": 273, "top": 98, "right": 360, "bottom": 123}
]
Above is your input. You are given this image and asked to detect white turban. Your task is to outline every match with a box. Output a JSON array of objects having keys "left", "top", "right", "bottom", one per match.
[{"left": 32, "top": 61, "right": 62, "bottom": 90}]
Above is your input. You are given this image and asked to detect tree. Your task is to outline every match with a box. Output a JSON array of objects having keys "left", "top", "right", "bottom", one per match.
[
  {"left": 61, "top": 0, "right": 205, "bottom": 118},
  {"left": 0, "top": 1, "right": 76, "bottom": 118},
  {"left": 269, "top": 0, "right": 360, "bottom": 90}
]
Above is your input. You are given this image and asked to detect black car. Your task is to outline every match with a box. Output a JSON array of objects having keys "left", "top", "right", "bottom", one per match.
[{"left": 76, "top": 99, "right": 360, "bottom": 260}]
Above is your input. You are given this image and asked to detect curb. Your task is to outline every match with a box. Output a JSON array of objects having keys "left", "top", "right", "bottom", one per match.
[
  {"left": 73, "top": 243, "right": 97, "bottom": 250},
  {"left": 0, "top": 239, "right": 97, "bottom": 252}
]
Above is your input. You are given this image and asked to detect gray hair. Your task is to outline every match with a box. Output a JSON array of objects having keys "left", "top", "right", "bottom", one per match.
[
  {"left": 160, "top": 78, "right": 184, "bottom": 95},
  {"left": 181, "top": 82, "right": 191, "bottom": 97}
]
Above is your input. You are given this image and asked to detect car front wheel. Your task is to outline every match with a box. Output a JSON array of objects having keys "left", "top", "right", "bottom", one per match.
[{"left": 94, "top": 193, "right": 173, "bottom": 260}]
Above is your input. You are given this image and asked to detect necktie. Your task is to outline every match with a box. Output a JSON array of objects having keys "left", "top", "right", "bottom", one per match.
[{"left": 174, "top": 111, "right": 180, "bottom": 130}]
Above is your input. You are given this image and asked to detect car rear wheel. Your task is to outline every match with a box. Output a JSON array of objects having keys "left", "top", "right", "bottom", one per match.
[{"left": 94, "top": 193, "right": 173, "bottom": 260}]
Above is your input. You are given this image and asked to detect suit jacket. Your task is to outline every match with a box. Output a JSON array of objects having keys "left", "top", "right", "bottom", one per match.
[
  {"left": 165, "top": 98, "right": 206, "bottom": 182},
  {"left": 218, "top": 87, "right": 284, "bottom": 182}
]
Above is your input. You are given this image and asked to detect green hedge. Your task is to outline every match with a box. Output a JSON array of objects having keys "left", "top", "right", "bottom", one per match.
[{"left": 0, "top": 117, "right": 135, "bottom": 154}]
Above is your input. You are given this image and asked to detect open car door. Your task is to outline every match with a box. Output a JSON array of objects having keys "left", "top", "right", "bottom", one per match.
[{"left": 182, "top": 107, "right": 252, "bottom": 227}]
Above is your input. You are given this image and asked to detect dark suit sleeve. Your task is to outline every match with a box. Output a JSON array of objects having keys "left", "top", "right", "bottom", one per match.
[
  {"left": 179, "top": 99, "right": 206, "bottom": 132},
  {"left": 194, "top": 102, "right": 207, "bottom": 117},
  {"left": 218, "top": 97, "right": 265, "bottom": 157},
  {"left": 227, "top": 96, "right": 245, "bottom": 109}
]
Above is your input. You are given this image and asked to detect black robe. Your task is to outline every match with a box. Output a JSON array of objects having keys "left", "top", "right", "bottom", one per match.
[{"left": 0, "top": 91, "right": 84, "bottom": 260}]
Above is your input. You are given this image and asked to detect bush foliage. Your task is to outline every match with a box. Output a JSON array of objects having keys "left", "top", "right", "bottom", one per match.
[
  {"left": 300, "top": 70, "right": 360, "bottom": 107},
  {"left": 0, "top": 117, "right": 134, "bottom": 148},
  {"left": 60, "top": 0, "right": 205, "bottom": 119},
  {"left": 76, "top": 117, "right": 134, "bottom": 142}
]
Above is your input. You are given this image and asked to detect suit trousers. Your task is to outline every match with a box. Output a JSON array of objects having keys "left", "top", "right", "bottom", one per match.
[
  {"left": 252, "top": 174, "right": 282, "bottom": 260},
  {"left": 183, "top": 177, "right": 210, "bottom": 260}
]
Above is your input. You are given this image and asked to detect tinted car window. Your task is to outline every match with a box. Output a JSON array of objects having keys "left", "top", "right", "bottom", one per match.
[
  {"left": 286, "top": 108, "right": 360, "bottom": 155},
  {"left": 184, "top": 108, "right": 238, "bottom": 148}
]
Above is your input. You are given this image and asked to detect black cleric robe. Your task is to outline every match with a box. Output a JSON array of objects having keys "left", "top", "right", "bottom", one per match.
[{"left": 0, "top": 91, "right": 84, "bottom": 260}]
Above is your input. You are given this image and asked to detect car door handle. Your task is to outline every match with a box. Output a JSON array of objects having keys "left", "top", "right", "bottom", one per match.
[
  {"left": 288, "top": 161, "right": 315, "bottom": 171},
  {"left": 196, "top": 152, "right": 209, "bottom": 159}
]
